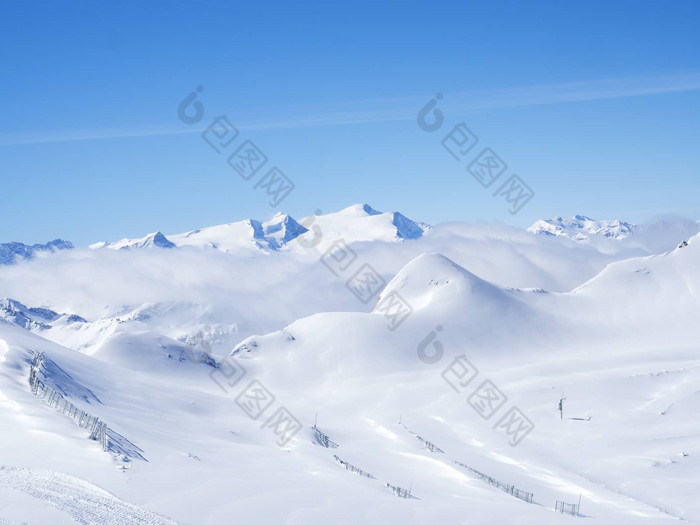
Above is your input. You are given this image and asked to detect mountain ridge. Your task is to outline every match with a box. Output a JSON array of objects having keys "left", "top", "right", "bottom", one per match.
[{"left": 0, "top": 239, "right": 73, "bottom": 265}]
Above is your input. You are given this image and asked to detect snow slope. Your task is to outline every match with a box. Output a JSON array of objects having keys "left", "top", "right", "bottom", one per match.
[
  {"left": 1, "top": 241, "right": 699, "bottom": 523},
  {"left": 0, "top": 467, "right": 177, "bottom": 525},
  {"left": 1, "top": 206, "right": 699, "bottom": 524}
]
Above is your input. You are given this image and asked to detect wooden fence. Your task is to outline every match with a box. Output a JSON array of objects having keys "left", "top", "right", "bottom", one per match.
[{"left": 29, "top": 352, "right": 108, "bottom": 451}]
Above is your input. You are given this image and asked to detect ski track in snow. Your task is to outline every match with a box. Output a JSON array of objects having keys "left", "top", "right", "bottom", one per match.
[{"left": 0, "top": 466, "right": 177, "bottom": 525}]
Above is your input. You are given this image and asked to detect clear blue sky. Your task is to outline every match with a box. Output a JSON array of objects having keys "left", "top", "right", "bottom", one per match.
[{"left": 2, "top": 0, "right": 699, "bottom": 245}]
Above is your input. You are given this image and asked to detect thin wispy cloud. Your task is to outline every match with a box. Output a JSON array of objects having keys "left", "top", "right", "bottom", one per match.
[
  {"left": 2, "top": 72, "right": 699, "bottom": 146},
  {"left": 446, "top": 72, "right": 700, "bottom": 111}
]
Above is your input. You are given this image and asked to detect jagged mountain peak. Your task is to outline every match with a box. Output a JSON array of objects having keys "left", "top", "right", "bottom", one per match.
[
  {"left": 392, "top": 212, "right": 426, "bottom": 240},
  {"left": 261, "top": 213, "right": 309, "bottom": 249}
]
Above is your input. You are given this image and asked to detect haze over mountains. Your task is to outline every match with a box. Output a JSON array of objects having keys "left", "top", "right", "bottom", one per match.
[
  {"left": 0, "top": 204, "right": 697, "bottom": 353},
  {"left": 1, "top": 204, "right": 699, "bottom": 523}
]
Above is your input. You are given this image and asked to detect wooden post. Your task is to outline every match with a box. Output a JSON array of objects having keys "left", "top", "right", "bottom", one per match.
[
  {"left": 577, "top": 493, "right": 582, "bottom": 517},
  {"left": 559, "top": 395, "right": 566, "bottom": 419}
]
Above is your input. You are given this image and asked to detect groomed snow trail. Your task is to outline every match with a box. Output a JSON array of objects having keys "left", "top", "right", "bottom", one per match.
[{"left": 0, "top": 466, "right": 177, "bottom": 525}]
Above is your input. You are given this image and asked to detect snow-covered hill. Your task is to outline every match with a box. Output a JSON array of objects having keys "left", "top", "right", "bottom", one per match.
[
  {"left": 2, "top": 244, "right": 698, "bottom": 523},
  {"left": 1, "top": 205, "right": 700, "bottom": 524}
]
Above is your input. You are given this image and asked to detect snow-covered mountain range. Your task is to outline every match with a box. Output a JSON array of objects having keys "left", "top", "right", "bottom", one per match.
[
  {"left": 527, "top": 215, "right": 637, "bottom": 240},
  {"left": 89, "top": 204, "right": 430, "bottom": 254},
  {"left": 0, "top": 239, "right": 73, "bottom": 265},
  {"left": 1, "top": 204, "right": 699, "bottom": 524}
]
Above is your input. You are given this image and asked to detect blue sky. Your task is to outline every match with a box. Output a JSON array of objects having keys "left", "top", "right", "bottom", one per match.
[{"left": 2, "top": 0, "right": 699, "bottom": 245}]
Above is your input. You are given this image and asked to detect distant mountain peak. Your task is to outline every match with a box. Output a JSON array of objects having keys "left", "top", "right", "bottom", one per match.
[
  {"left": 362, "top": 203, "right": 382, "bottom": 216},
  {"left": 0, "top": 297, "right": 86, "bottom": 331},
  {"left": 91, "top": 204, "right": 428, "bottom": 255},
  {"left": 0, "top": 239, "right": 73, "bottom": 265},
  {"left": 337, "top": 203, "right": 383, "bottom": 216},
  {"left": 142, "top": 232, "right": 176, "bottom": 249},
  {"left": 92, "top": 231, "right": 176, "bottom": 250},
  {"left": 321, "top": 204, "right": 429, "bottom": 243},
  {"left": 528, "top": 215, "right": 636, "bottom": 241},
  {"left": 392, "top": 212, "right": 426, "bottom": 240},
  {"left": 260, "top": 213, "right": 308, "bottom": 249}
]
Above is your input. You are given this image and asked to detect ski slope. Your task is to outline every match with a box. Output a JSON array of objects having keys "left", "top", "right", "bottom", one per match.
[{"left": 0, "top": 467, "right": 176, "bottom": 525}]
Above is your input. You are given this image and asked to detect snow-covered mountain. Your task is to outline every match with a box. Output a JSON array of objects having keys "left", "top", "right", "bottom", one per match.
[
  {"left": 257, "top": 212, "right": 310, "bottom": 249},
  {"left": 89, "top": 204, "right": 429, "bottom": 255},
  {"left": 528, "top": 215, "right": 637, "bottom": 240},
  {"left": 2, "top": 205, "right": 700, "bottom": 524},
  {"left": 90, "top": 232, "right": 176, "bottom": 250},
  {"left": 0, "top": 298, "right": 86, "bottom": 331},
  {"left": 0, "top": 239, "right": 73, "bottom": 265},
  {"left": 168, "top": 212, "right": 309, "bottom": 252},
  {"left": 292, "top": 203, "right": 430, "bottom": 251}
]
